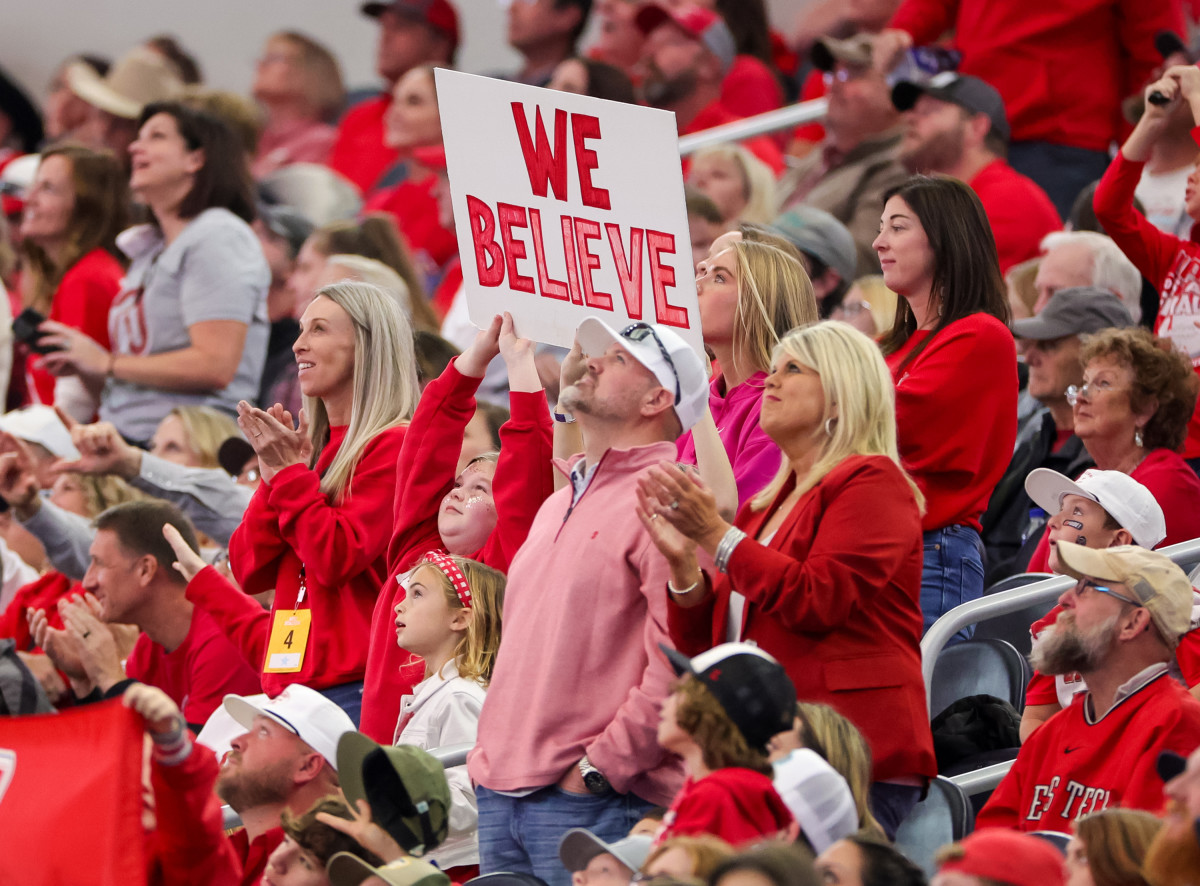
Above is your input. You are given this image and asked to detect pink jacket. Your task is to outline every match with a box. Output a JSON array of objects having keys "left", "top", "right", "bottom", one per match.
[{"left": 468, "top": 442, "right": 686, "bottom": 806}]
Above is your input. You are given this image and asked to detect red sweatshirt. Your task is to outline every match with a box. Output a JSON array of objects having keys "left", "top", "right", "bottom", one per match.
[
  {"left": 359, "top": 358, "right": 553, "bottom": 742},
  {"left": 221, "top": 424, "right": 406, "bottom": 694},
  {"left": 889, "top": 0, "right": 1183, "bottom": 152},
  {"left": 886, "top": 313, "right": 1018, "bottom": 531},
  {"left": 970, "top": 159, "right": 1062, "bottom": 272},
  {"left": 683, "top": 101, "right": 785, "bottom": 176},
  {"left": 363, "top": 172, "right": 460, "bottom": 270},
  {"left": 327, "top": 95, "right": 401, "bottom": 196},
  {"left": 1093, "top": 138, "right": 1200, "bottom": 459},
  {"left": 658, "top": 768, "right": 793, "bottom": 846},
  {"left": 26, "top": 248, "right": 122, "bottom": 405},
  {"left": 145, "top": 742, "right": 242, "bottom": 886},
  {"left": 977, "top": 668, "right": 1200, "bottom": 832}
]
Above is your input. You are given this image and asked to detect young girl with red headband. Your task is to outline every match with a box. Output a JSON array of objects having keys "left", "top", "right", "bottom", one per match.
[{"left": 393, "top": 550, "right": 505, "bottom": 879}]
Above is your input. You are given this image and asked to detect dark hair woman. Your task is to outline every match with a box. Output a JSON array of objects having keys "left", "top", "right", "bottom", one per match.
[
  {"left": 41, "top": 101, "right": 270, "bottom": 446},
  {"left": 874, "top": 175, "right": 1017, "bottom": 636}
]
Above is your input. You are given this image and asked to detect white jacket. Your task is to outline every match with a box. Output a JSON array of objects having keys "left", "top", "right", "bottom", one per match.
[{"left": 395, "top": 659, "right": 486, "bottom": 869}]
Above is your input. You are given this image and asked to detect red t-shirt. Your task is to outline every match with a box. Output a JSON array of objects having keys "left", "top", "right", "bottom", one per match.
[
  {"left": 721, "top": 55, "right": 784, "bottom": 120},
  {"left": 977, "top": 669, "right": 1200, "bottom": 833},
  {"left": 362, "top": 172, "right": 459, "bottom": 270},
  {"left": 0, "top": 572, "right": 74, "bottom": 649},
  {"left": 24, "top": 248, "right": 122, "bottom": 405},
  {"left": 658, "top": 768, "right": 793, "bottom": 846},
  {"left": 125, "top": 606, "right": 262, "bottom": 727},
  {"left": 683, "top": 101, "right": 785, "bottom": 176},
  {"left": 327, "top": 95, "right": 401, "bottom": 196},
  {"left": 1026, "top": 449, "right": 1200, "bottom": 572},
  {"left": 886, "top": 313, "right": 1018, "bottom": 531},
  {"left": 970, "top": 159, "right": 1062, "bottom": 272}
]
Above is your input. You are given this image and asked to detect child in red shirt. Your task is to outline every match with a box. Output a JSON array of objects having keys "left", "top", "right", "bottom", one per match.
[{"left": 656, "top": 642, "right": 795, "bottom": 846}]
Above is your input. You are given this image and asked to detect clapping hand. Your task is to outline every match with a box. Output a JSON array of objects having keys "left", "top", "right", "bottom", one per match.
[{"left": 237, "top": 402, "right": 312, "bottom": 483}]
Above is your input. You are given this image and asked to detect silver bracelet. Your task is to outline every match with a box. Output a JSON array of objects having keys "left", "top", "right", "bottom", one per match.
[
  {"left": 714, "top": 527, "right": 748, "bottom": 574},
  {"left": 668, "top": 574, "right": 702, "bottom": 595}
]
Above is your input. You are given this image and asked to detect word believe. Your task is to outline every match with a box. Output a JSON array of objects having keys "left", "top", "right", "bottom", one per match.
[{"left": 464, "top": 102, "right": 688, "bottom": 328}]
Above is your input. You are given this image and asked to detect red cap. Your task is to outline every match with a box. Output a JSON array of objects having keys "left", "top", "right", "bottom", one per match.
[
  {"left": 634, "top": 4, "right": 735, "bottom": 72},
  {"left": 412, "top": 144, "right": 447, "bottom": 171},
  {"left": 937, "top": 830, "right": 1065, "bottom": 886},
  {"left": 361, "top": 0, "right": 460, "bottom": 51}
]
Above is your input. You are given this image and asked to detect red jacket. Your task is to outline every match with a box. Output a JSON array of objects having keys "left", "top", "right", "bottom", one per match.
[
  {"left": 1093, "top": 139, "right": 1200, "bottom": 459},
  {"left": 145, "top": 742, "right": 242, "bottom": 886},
  {"left": 887, "top": 313, "right": 1018, "bottom": 532},
  {"left": 359, "top": 359, "right": 553, "bottom": 742},
  {"left": 223, "top": 424, "right": 406, "bottom": 694},
  {"left": 658, "top": 768, "right": 793, "bottom": 846},
  {"left": 668, "top": 455, "right": 937, "bottom": 783},
  {"left": 978, "top": 668, "right": 1200, "bottom": 832},
  {"left": 327, "top": 95, "right": 401, "bottom": 195},
  {"left": 970, "top": 159, "right": 1062, "bottom": 273},
  {"left": 889, "top": 0, "right": 1184, "bottom": 152}
]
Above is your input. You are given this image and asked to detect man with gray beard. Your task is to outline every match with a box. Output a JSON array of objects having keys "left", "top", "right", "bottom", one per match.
[{"left": 975, "top": 543, "right": 1200, "bottom": 835}]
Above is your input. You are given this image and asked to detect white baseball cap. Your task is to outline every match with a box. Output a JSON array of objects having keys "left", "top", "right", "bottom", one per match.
[
  {"left": 0, "top": 405, "right": 80, "bottom": 460},
  {"left": 576, "top": 317, "right": 709, "bottom": 433},
  {"left": 1025, "top": 467, "right": 1166, "bottom": 549},
  {"left": 222, "top": 684, "right": 355, "bottom": 771},
  {"left": 772, "top": 748, "right": 859, "bottom": 854}
]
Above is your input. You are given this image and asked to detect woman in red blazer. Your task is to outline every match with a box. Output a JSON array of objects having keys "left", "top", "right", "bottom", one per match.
[{"left": 637, "top": 321, "right": 937, "bottom": 839}]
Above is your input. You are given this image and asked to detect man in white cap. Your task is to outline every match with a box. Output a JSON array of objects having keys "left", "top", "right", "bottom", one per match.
[
  {"left": 217, "top": 683, "right": 356, "bottom": 886},
  {"left": 976, "top": 542, "right": 1200, "bottom": 834},
  {"left": 1018, "top": 467, "right": 1200, "bottom": 739},
  {"left": 469, "top": 319, "right": 707, "bottom": 886},
  {"left": 559, "top": 829, "right": 653, "bottom": 886}
]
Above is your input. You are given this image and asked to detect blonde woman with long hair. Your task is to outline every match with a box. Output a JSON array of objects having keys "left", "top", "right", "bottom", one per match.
[
  {"left": 682, "top": 238, "right": 818, "bottom": 507},
  {"left": 638, "top": 321, "right": 936, "bottom": 839},
  {"left": 688, "top": 144, "right": 778, "bottom": 226},
  {"left": 218, "top": 280, "right": 418, "bottom": 722}
]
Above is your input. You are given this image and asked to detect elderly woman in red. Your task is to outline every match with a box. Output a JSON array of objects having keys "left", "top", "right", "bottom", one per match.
[
  {"left": 638, "top": 321, "right": 936, "bottom": 840},
  {"left": 207, "top": 280, "right": 417, "bottom": 723}
]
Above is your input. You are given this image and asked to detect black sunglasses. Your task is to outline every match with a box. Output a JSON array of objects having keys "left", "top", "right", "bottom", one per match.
[{"left": 622, "top": 322, "right": 680, "bottom": 405}]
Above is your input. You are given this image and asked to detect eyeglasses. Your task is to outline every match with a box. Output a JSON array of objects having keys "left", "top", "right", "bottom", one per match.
[
  {"left": 1065, "top": 380, "right": 1129, "bottom": 406},
  {"left": 622, "top": 322, "right": 680, "bottom": 405},
  {"left": 1074, "top": 578, "right": 1139, "bottom": 606}
]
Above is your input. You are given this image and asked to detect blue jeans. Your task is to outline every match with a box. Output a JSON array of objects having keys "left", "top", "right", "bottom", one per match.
[
  {"left": 476, "top": 785, "right": 654, "bottom": 886},
  {"left": 317, "top": 680, "right": 363, "bottom": 727},
  {"left": 1007, "top": 140, "right": 1110, "bottom": 221},
  {"left": 869, "top": 782, "right": 923, "bottom": 840},
  {"left": 921, "top": 525, "right": 984, "bottom": 643}
]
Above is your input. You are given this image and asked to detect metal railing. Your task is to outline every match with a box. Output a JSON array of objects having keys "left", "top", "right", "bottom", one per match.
[
  {"left": 948, "top": 760, "right": 1014, "bottom": 797},
  {"left": 921, "top": 536, "right": 1200, "bottom": 711},
  {"left": 677, "top": 98, "right": 828, "bottom": 156},
  {"left": 220, "top": 742, "right": 474, "bottom": 832}
]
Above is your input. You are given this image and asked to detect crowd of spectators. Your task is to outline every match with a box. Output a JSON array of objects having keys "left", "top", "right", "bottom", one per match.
[{"left": 2, "top": 1, "right": 1200, "bottom": 885}]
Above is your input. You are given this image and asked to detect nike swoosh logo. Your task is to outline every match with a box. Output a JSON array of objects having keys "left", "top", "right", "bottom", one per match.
[{"left": 1064, "top": 747, "right": 1083, "bottom": 754}]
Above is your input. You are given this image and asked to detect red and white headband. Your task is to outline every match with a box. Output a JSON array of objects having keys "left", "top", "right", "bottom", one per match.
[{"left": 423, "top": 550, "right": 472, "bottom": 608}]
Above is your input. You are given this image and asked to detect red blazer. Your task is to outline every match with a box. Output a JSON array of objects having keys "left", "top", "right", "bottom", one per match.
[{"left": 668, "top": 454, "right": 937, "bottom": 782}]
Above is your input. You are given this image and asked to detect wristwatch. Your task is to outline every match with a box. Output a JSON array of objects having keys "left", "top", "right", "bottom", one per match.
[{"left": 579, "top": 756, "right": 612, "bottom": 795}]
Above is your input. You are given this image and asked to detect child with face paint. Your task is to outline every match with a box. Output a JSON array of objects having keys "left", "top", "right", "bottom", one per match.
[
  {"left": 1019, "top": 468, "right": 1200, "bottom": 740},
  {"left": 358, "top": 312, "right": 554, "bottom": 744}
]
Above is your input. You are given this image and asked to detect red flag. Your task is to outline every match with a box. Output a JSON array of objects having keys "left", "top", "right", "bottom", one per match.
[{"left": 0, "top": 699, "right": 147, "bottom": 885}]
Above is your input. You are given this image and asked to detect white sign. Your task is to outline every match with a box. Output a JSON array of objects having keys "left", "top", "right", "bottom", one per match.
[{"left": 436, "top": 69, "right": 703, "bottom": 354}]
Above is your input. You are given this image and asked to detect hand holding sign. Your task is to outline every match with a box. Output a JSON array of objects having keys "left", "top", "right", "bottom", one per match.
[{"left": 438, "top": 70, "right": 702, "bottom": 354}]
